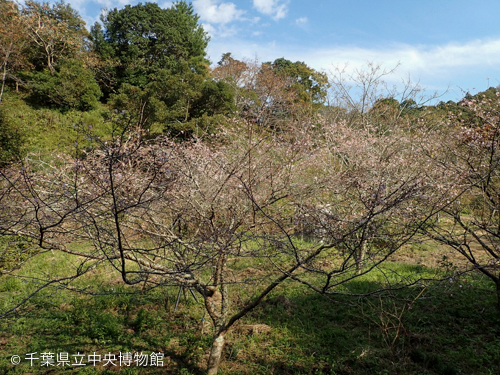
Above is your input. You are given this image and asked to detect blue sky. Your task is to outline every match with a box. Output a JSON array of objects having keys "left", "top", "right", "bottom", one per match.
[{"left": 50, "top": 0, "right": 500, "bottom": 102}]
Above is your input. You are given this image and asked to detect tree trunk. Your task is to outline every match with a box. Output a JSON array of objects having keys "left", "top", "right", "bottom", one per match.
[
  {"left": 1, "top": 45, "right": 12, "bottom": 103},
  {"left": 207, "top": 332, "right": 225, "bottom": 375},
  {"left": 0, "top": 62, "right": 7, "bottom": 103},
  {"left": 496, "top": 280, "right": 500, "bottom": 316},
  {"left": 356, "top": 238, "right": 368, "bottom": 275}
]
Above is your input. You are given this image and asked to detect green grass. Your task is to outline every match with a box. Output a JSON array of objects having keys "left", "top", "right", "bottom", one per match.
[
  {"left": 0, "top": 248, "right": 499, "bottom": 374},
  {"left": 0, "top": 92, "right": 112, "bottom": 161}
]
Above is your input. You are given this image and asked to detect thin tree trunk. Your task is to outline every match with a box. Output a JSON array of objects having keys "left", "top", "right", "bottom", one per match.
[
  {"left": 46, "top": 47, "right": 55, "bottom": 75},
  {"left": 0, "top": 66, "right": 6, "bottom": 102},
  {"left": 0, "top": 44, "right": 13, "bottom": 102},
  {"left": 207, "top": 331, "right": 225, "bottom": 375},
  {"left": 205, "top": 253, "right": 228, "bottom": 375},
  {"left": 356, "top": 238, "right": 367, "bottom": 275},
  {"left": 203, "top": 242, "right": 338, "bottom": 373},
  {"left": 0, "top": 60, "right": 8, "bottom": 102},
  {"left": 496, "top": 280, "right": 500, "bottom": 316}
]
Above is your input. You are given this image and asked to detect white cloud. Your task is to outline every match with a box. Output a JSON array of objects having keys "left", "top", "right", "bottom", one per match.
[
  {"left": 160, "top": 1, "right": 174, "bottom": 9},
  {"left": 306, "top": 39, "right": 500, "bottom": 78},
  {"left": 207, "top": 37, "right": 500, "bottom": 100},
  {"left": 201, "top": 22, "right": 217, "bottom": 37},
  {"left": 91, "top": 0, "right": 131, "bottom": 10},
  {"left": 295, "top": 17, "right": 308, "bottom": 26},
  {"left": 295, "top": 17, "right": 308, "bottom": 30},
  {"left": 193, "top": 0, "right": 245, "bottom": 25},
  {"left": 251, "top": 16, "right": 261, "bottom": 24},
  {"left": 253, "top": 0, "right": 288, "bottom": 21}
]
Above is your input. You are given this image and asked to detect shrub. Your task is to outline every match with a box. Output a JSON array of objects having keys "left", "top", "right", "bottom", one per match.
[{"left": 28, "top": 59, "right": 102, "bottom": 111}]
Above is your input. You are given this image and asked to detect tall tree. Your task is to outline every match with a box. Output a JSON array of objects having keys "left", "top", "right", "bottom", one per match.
[
  {"left": 93, "top": 1, "right": 209, "bottom": 91},
  {"left": 270, "top": 57, "right": 329, "bottom": 112},
  {"left": 22, "top": 0, "right": 88, "bottom": 75},
  {"left": 212, "top": 53, "right": 259, "bottom": 118},
  {"left": 213, "top": 55, "right": 329, "bottom": 129},
  {"left": 92, "top": 2, "right": 214, "bottom": 134},
  {"left": 14, "top": 0, "right": 102, "bottom": 109},
  {"left": 0, "top": 0, "right": 29, "bottom": 101}
]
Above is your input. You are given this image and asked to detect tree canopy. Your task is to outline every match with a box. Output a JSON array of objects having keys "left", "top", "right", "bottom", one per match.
[{"left": 92, "top": 1, "right": 210, "bottom": 91}]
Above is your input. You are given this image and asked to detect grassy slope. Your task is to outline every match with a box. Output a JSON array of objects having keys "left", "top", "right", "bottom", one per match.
[
  {"left": 1, "top": 92, "right": 111, "bottom": 161},
  {"left": 0, "top": 245, "right": 499, "bottom": 375}
]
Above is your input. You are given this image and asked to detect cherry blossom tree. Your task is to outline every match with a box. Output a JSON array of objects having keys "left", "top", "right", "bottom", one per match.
[
  {"left": 422, "top": 93, "right": 500, "bottom": 312},
  {"left": 0, "top": 105, "right": 447, "bottom": 374}
]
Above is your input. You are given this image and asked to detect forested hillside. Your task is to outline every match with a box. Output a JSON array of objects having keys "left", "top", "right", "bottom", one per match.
[{"left": 1, "top": 1, "right": 500, "bottom": 374}]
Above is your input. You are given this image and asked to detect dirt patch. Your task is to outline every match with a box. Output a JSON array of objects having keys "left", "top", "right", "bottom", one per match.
[
  {"left": 228, "top": 267, "right": 266, "bottom": 283},
  {"left": 232, "top": 323, "right": 271, "bottom": 335},
  {"left": 0, "top": 335, "right": 9, "bottom": 347}
]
